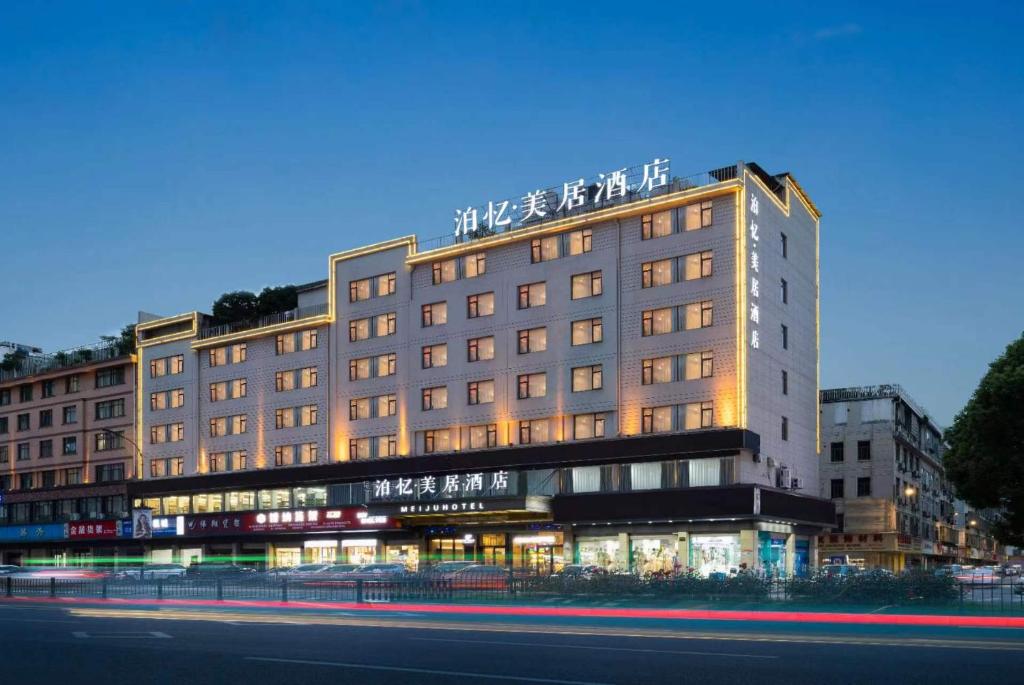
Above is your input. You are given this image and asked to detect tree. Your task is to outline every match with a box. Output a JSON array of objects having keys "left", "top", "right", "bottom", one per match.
[
  {"left": 0, "top": 348, "right": 27, "bottom": 373},
  {"left": 944, "top": 332, "right": 1024, "bottom": 545},
  {"left": 100, "top": 324, "right": 137, "bottom": 356},
  {"left": 256, "top": 285, "right": 298, "bottom": 317},
  {"left": 211, "top": 291, "right": 259, "bottom": 325}
]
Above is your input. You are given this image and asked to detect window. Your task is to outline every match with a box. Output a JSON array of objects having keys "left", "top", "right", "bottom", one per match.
[
  {"left": 781, "top": 232, "right": 788, "bottom": 259},
  {"left": 684, "top": 351, "right": 713, "bottom": 380},
  {"left": 642, "top": 406, "right": 673, "bottom": 434},
  {"left": 274, "top": 405, "right": 317, "bottom": 429},
  {"left": 466, "top": 337, "right": 494, "bottom": 362},
  {"left": 467, "top": 379, "right": 495, "bottom": 405},
  {"left": 424, "top": 429, "right": 452, "bottom": 454},
  {"left": 531, "top": 236, "right": 560, "bottom": 263},
  {"left": 684, "top": 199, "right": 713, "bottom": 230},
  {"left": 39, "top": 439, "right": 53, "bottom": 458},
  {"left": 41, "top": 380, "right": 55, "bottom": 398},
  {"left": 421, "top": 386, "right": 448, "bottom": 411},
  {"left": 0, "top": 446, "right": 7, "bottom": 463},
  {"left": 39, "top": 409, "right": 53, "bottom": 427},
  {"left": 62, "top": 436, "right": 78, "bottom": 455},
  {"left": 830, "top": 442, "right": 844, "bottom": 462},
  {"left": 0, "top": 417, "right": 6, "bottom": 434},
  {"left": 96, "top": 366, "right": 126, "bottom": 387},
  {"left": 432, "top": 258, "right": 457, "bottom": 284},
  {"left": 422, "top": 343, "right": 448, "bottom": 369},
  {"left": 274, "top": 443, "right": 318, "bottom": 466},
  {"left": 149, "top": 355, "right": 183, "bottom": 378},
  {"left": 350, "top": 276, "right": 371, "bottom": 302},
  {"left": 62, "top": 406, "right": 77, "bottom": 424},
  {"left": 684, "top": 401, "right": 714, "bottom": 430},
  {"left": 467, "top": 292, "right": 495, "bottom": 319},
  {"left": 641, "top": 211, "right": 672, "bottom": 240},
  {"left": 17, "top": 413, "right": 30, "bottom": 431},
  {"left": 209, "top": 343, "right": 246, "bottom": 367},
  {"left": 573, "top": 413, "right": 606, "bottom": 440},
  {"left": 641, "top": 259, "right": 672, "bottom": 288},
  {"left": 468, "top": 424, "right": 497, "bottom": 449},
  {"left": 19, "top": 473, "right": 33, "bottom": 490},
  {"left": 0, "top": 389, "right": 8, "bottom": 405},
  {"left": 781, "top": 278, "right": 788, "bottom": 304},
  {"left": 65, "top": 467, "right": 82, "bottom": 485},
  {"left": 530, "top": 229, "right": 591, "bottom": 262},
  {"left": 517, "top": 282, "right": 546, "bottom": 309},
  {"left": 465, "top": 252, "right": 486, "bottom": 278},
  {"left": 19, "top": 385, "right": 32, "bottom": 402},
  {"left": 149, "top": 423, "right": 184, "bottom": 444},
  {"left": 518, "top": 418, "right": 550, "bottom": 445},
  {"left": 517, "top": 327, "right": 547, "bottom": 354},
  {"left": 571, "top": 318, "right": 603, "bottom": 345},
  {"left": 571, "top": 271, "right": 603, "bottom": 299},
  {"left": 857, "top": 477, "right": 872, "bottom": 497},
  {"left": 830, "top": 479, "right": 844, "bottom": 499},
  {"left": 433, "top": 254, "right": 484, "bottom": 283},
  {"left": 209, "top": 414, "right": 246, "bottom": 437},
  {"left": 517, "top": 373, "right": 547, "bottom": 399},
  {"left": 349, "top": 394, "right": 396, "bottom": 420},
  {"left": 571, "top": 365, "right": 602, "bottom": 392},
  {"left": 349, "top": 353, "right": 395, "bottom": 381},
  {"left": 686, "top": 301, "right": 714, "bottom": 329},
  {"left": 94, "top": 463, "right": 125, "bottom": 483},
  {"left": 782, "top": 370, "right": 788, "bottom": 395},
  {"left": 349, "top": 273, "right": 396, "bottom": 301},
  {"left": 17, "top": 443, "right": 30, "bottom": 461},
  {"left": 95, "top": 399, "right": 125, "bottom": 420},
  {"left": 150, "top": 388, "right": 185, "bottom": 411},
  {"left": 376, "top": 272, "right": 396, "bottom": 297},
  {"left": 275, "top": 367, "right": 318, "bottom": 392},
  {"left": 422, "top": 302, "right": 447, "bottom": 327},
  {"left": 857, "top": 440, "right": 872, "bottom": 461},
  {"left": 66, "top": 375, "right": 80, "bottom": 393},
  {"left": 642, "top": 357, "right": 673, "bottom": 385},
  {"left": 376, "top": 313, "right": 396, "bottom": 337},
  {"left": 209, "top": 379, "right": 246, "bottom": 401},
  {"left": 684, "top": 250, "right": 713, "bottom": 280},
  {"left": 95, "top": 430, "right": 123, "bottom": 451},
  {"left": 41, "top": 470, "right": 56, "bottom": 488},
  {"left": 781, "top": 416, "right": 789, "bottom": 441},
  {"left": 568, "top": 228, "right": 592, "bottom": 255},
  {"left": 642, "top": 308, "right": 672, "bottom": 337},
  {"left": 276, "top": 329, "right": 318, "bottom": 354},
  {"left": 781, "top": 324, "right": 789, "bottom": 350}
]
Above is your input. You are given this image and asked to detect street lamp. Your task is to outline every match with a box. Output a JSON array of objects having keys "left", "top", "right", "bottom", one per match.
[
  {"left": 969, "top": 519, "right": 978, "bottom": 527},
  {"left": 102, "top": 428, "right": 144, "bottom": 482},
  {"left": 904, "top": 486, "right": 916, "bottom": 497}
]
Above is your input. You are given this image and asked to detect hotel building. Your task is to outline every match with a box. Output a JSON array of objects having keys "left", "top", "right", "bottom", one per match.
[{"left": 122, "top": 160, "right": 831, "bottom": 575}]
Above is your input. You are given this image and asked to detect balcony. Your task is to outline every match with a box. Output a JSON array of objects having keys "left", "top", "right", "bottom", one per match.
[
  {"left": 0, "top": 342, "right": 126, "bottom": 383},
  {"left": 196, "top": 303, "right": 329, "bottom": 341}
]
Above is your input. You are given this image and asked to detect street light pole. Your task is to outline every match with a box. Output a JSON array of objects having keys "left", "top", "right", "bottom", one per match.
[{"left": 101, "top": 427, "right": 144, "bottom": 484}]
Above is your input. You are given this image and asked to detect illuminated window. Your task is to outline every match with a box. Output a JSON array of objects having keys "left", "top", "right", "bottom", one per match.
[
  {"left": 421, "top": 386, "right": 448, "bottom": 411},
  {"left": 376, "top": 353, "right": 396, "bottom": 377},
  {"left": 432, "top": 258, "right": 457, "bottom": 284},
  {"left": 641, "top": 211, "right": 672, "bottom": 240},
  {"left": 517, "top": 282, "right": 546, "bottom": 309},
  {"left": 531, "top": 236, "right": 560, "bottom": 263},
  {"left": 467, "top": 336, "right": 494, "bottom": 362},
  {"left": 567, "top": 228, "right": 592, "bottom": 255},
  {"left": 422, "top": 302, "right": 447, "bottom": 327},
  {"left": 209, "top": 343, "right": 246, "bottom": 367},
  {"left": 422, "top": 343, "right": 448, "bottom": 369},
  {"left": 209, "top": 414, "right": 246, "bottom": 437},
  {"left": 684, "top": 351, "right": 713, "bottom": 380},
  {"left": 684, "top": 250, "right": 713, "bottom": 280},
  {"left": 684, "top": 402, "right": 714, "bottom": 430},
  {"left": 469, "top": 424, "right": 498, "bottom": 449},
  {"left": 642, "top": 357, "right": 673, "bottom": 385},
  {"left": 276, "top": 330, "right": 318, "bottom": 354},
  {"left": 517, "top": 372, "right": 547, "bottom": 399},
  {"left": 571, "top": 318, "right": 603, "bottom": 345},
  {"left": 349, "top": 437, "right": 371, "bottom": 460},
  {"left": 377, "top": 272, "right": 396, "bottom": 297},
  {"left": 467, "top": 292, "right": 495, "bottom": 318},
  {"left": 641, "top": 259, "right": 673, "bottom": 288},
  {"left": 274, "top": 443, "right": 318, "bottom": 466},
  {"left": 571, "top": 271, "right": 602, "bottom": 299},
  {"left": 349, "top": 277, "right": 371, "bottom": 302},
  {"left": 571, "top": 365, "right": 602, "bottom": 392},
  {"left": 375, "top": 312, "right": 396, "bottom": 337},
  {"left": 275, "top": 405, "right": 317, "bottom": 429},
  {"left": 424, "top": 429, "right": 452, "bottom": 454},
  {"left": 684, "top": 200, "right": 713, "bottom": 231},
  {"left": 149, "top": 355, "right": 183, "bottom": 378},
  {"left": 467, "top": 379, "right": 495, "bottom": 405},
  {"left": 642, "top": 308, "right": 672, "bottom": 336},
  {"left": 642, "top": 406, "right": 673, "bottom": 434},
  {"left": 149, "top": 423, "right": 184, "bottom": 444},
  {"left": 465, "top": 252, "right": 486, "bottom": 278},
  {"left": 518, "top": 327, "right": 547, "bottom": 354},
  {"left": 685, "top": 301, "right": 714, "bottom": 330},
  {"left": 573, "top": 413, "right": 606, "bottom": 440},
  {"left": 518, "top": 418, "right": 550, "bottom": 445}
]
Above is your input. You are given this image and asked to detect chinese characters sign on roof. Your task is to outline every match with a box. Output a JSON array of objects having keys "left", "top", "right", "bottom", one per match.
[
  {"left": 748, "top": 191, "right": 761, "bottom": 350},
  {"left": 371, "top": 470, "right": 512, "bottom": 502},
  {"left": 453, "top": 158, "right": 672, "bottom": 239}
]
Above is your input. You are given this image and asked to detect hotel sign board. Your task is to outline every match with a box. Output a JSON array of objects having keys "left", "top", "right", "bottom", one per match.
[
  {"left": 369, "top": 496, "right": 551, "bottom": 518},
  {"left": 370, "top": 469, "right": 517, "bottom": 503},
  {"left": 453, "top": 158, "right": 672, "bottom": 239}
]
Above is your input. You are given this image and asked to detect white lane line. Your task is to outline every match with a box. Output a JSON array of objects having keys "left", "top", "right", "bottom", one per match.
[
  {"left": 410, "top": 636, "right": 777, "bottom": 660},
  {"left": 72, "top": 631, "right": 172, "bottom": 639},
  {"left": 244, "top": 656, "right": 611, "bottom": 684}
]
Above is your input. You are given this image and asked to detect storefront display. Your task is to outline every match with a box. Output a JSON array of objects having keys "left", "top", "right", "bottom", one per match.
[
  {"left": 690, "top": 534, "right": 740, "bottom": 577},
  {"left": 758, "top": 532, "right": 787, "bottom": 578},
  {"left": 576, "top": 537, "right": 622, "bottom": 572},
  {"left": 342, "top": 539, "right": 377, "bottom": 565},
  {"left": 274, "top": 546, "right": 302, "bottom": 568},
  {"left": 304, "top": 540, "right": 338, "bottom": 564},
  {"left": 513, "top": 533, "right": 563, "bottom": 574},
  {"left": 631, "top": 537, "right": 676, "bottom": 575},
  {"left": 385, "top": 544, "right": 419, "bottom": 570}
]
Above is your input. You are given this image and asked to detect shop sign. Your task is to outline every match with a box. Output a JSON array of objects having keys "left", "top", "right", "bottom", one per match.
[
  {"left": 453, "top": 158, "right": 671, "bottom": 239},
  {"left": 151, "top": 516, "right": 185, "bottom": 537},
  {"left": 183, "top": 507, "right": 398, "bottom": 537},
  {"left": 370, "top": 470, "right": 514, "bottom": 503},
  {"left": 0, "top": 523, "right": 66, "bottom": 542},
  {"left": 67, "top": 520, "right": 120, "bottom": 540},
  {"left": 369, "top": 495, "right": 551, "bottom": 517},
  {"left": 747, "top": 190, "right": 761, "bottom": 350}
]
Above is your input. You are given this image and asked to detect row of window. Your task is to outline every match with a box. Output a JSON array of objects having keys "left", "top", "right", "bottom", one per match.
[
  {"left": 0, "top": 465, "right": 122, "bottom": 494},
  {"left": 829, "top": 440, "right": 872, "bottom": 462},
  {"left": 0, "top": 400, "right": 123, "bottom": 433},
  {"left": 349, "top": 272, "right": 396, "bottom": 302},
  {"left": 0, "top": 368, "right": 123, "bottom": 406},
  {"left": 0, "top": 436, "right": 80, "bottom": 461},
  {"left": 641, "top": 202, "right": 713, "bottom": 240},
  {"left": 152, "top": 405, "right": 320, "bottom": 444},
  {"left": 830, "top": 477, "right": 873, "bottom": 499},
  {"left": 152, "top": 331, "right": 320, "bottom": 378}
]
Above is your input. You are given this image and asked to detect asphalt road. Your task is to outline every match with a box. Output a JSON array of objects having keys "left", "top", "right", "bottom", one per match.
[{"left": 1, "top": 601, "right": 1022, "bottom": 685}]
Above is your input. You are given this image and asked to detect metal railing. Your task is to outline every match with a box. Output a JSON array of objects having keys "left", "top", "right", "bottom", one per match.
[
  {"left": 196, "top": 303, "right": 329, "bottom": 341},
  {"left": 0, "top": 344, "right": 126, "bottom": 383}
]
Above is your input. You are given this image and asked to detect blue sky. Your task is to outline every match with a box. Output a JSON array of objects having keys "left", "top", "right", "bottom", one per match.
[{"left": 2, "top": 1, "right": 1021, "bottom": 425}]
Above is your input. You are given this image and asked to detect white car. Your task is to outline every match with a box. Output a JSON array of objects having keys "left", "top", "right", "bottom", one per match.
[{"left": 117, "top": 564, "right": 187, "bottom": 580}]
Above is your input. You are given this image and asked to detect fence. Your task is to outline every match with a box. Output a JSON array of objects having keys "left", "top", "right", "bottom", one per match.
[{"left": 3, "top": 572, "right": 1023, "bottom": 614}]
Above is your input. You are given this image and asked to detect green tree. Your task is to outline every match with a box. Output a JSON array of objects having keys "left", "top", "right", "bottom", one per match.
[
  {"left": 0, "top": 348, "right": 27, "bottom": 373},
  {"left": 211, "top": 291, "right": 259, "bottom": 325},
  {"left": 256, "top": 285, "right": 298, "bottom": 317},
  {"left": 944, "top": 332, "right": 1024, "bottom": 545}
]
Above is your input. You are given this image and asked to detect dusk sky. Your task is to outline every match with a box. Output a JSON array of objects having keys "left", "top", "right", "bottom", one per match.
[{"left": 2, "top": 1, "right": 1021, "bottom": 426}]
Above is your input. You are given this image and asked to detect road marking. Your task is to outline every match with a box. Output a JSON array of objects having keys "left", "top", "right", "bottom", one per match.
[
  {"left": 244, "top": 656, "right": 610, "bottom": 684},
  {"left": 72, "top": 631, "right": 171, "bottom": 639},
  {"left": 410, "top": 636, "right": 777, "bottom": 659}
]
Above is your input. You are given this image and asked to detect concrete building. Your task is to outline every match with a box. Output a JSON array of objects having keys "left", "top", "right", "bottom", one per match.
[
  {"left": 0, "top": 342, "right": 136, "bottom": 565},
  {"left": 127, "top": 160, "right": 829, "bottom": 576},
  {"left": 818, "top": 385, "right": 1000, "bottom": 570}
]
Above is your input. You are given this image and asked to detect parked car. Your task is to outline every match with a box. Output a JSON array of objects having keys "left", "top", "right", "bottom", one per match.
[
  {"left": 300, "top": 564, "right": 363, "bottom": 587},
  {"left": 0, "top": 565, "right": 22, "bottom": 575},
  {"left": 184, "top": 563, "right": 257, "bottom": 579},
  {"left": 274, "top": 563, "right": 332, "bottom": 579},
  {"left": 116, "top": 564, "right": 187, "bottom": 580},
  {"left": 819, "top": 564, "right": 860, "bottom": 579},
  {"left": 554, "top": 564, "right": 608, "bottom": 580},
  {"left": 956, "top": 567, "right": 1000, "bottom": 585},
  {"left": 422, "top": 561, "right": 478, "bottom": 578},
  {"left": 448, "top": 564, "right": 510, "bottom": 590},
  {"left": 346, "top": 563, "right": 408, "bottom": 580},
  {"left": 6, "top": 567, "right": 107, "bottom": 580}
]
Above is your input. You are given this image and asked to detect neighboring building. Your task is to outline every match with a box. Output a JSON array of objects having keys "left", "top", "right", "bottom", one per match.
[
  {"left": 0, "top": 342, "right": 136, "bottom": 566},
  {"left": 130, "top": 160, "right": 830, "bottom": 575},
  {"left": 818, "top": 385, "right": 1000, "bottom": 570}
]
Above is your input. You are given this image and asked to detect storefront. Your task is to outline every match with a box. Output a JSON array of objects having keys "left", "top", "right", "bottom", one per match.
[
  {"left": 576, "top": 536, "right": 622, "bottom": 572},
  {"left": 631, "top": 536, "right": 677, "bottom": 575},
  {"left": 758, "top": 532, "right": 788, "bottom": 578},
  {"left": 689, "top": 534, "right": 741, "bottom": 577}
]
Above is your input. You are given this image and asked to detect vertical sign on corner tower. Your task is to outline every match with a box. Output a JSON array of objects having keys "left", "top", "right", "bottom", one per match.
[{"left": 748, "top": 192, "right": 761, "bottom": 350}]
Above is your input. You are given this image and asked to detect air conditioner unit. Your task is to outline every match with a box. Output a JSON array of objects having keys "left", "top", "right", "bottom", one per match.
[
  {"left": 778, "top": 467, "right": 792, "bottom": 489},
  {"left": 68, "top": 513, "right": 82, "bottom": 521},
  {"left": 766, "top": 457, "right": 776, "bottom": 468},
  {"left": 791, "top": 477, "right": 804, "bottom": 490}
]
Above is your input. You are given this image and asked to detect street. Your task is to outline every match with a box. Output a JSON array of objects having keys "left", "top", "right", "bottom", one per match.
[{"left": 1, "top": 601, "right": 1022, "bottom": 684}]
